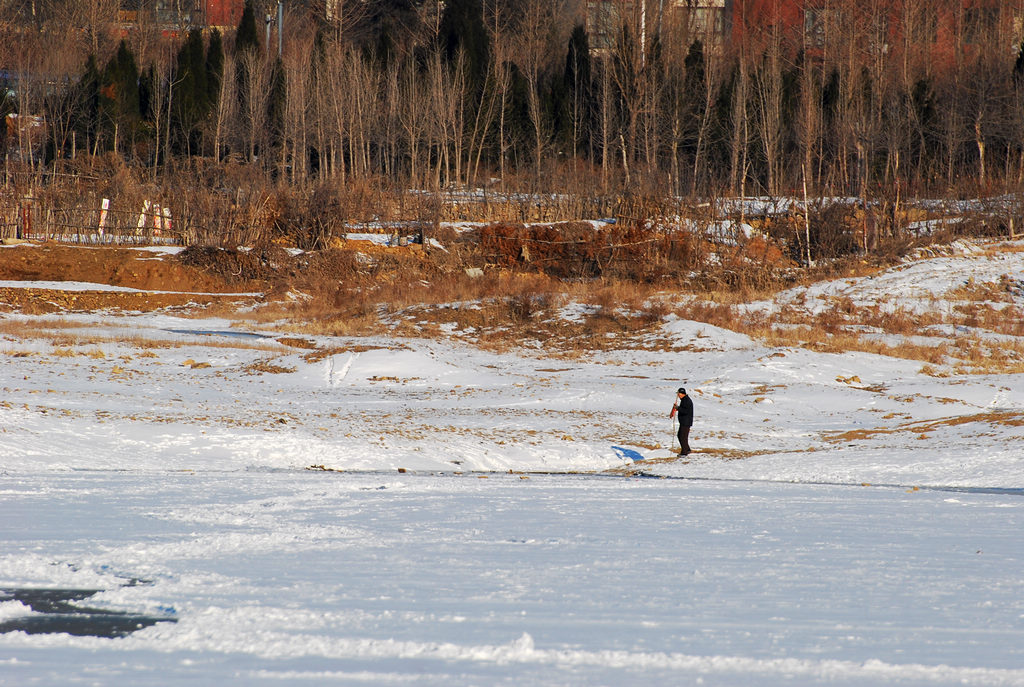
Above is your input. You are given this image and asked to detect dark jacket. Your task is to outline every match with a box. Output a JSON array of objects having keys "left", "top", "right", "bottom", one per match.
[{"left": 675, "top": 395, "right": 693, "bottom": 427}]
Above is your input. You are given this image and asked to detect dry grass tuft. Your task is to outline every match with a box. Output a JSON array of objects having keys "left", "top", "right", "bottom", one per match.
[
  {"left": 277, "top": 337, "right": 318, "bottom": 349},
  {"left": 823, "top": 410, "right": 1024, "bottom": 443},
  {"left": 245, "top": 360, "right": 297, "bottom": 374},
  {"left": 2, "top": 348, "right": 37, "bottom": 357}
]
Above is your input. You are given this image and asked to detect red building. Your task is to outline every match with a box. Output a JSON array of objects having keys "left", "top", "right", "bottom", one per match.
[
  {"left": 119, "top": 0, "right": 244, "bottom": 31},
  {"left": 203, "top": 0, "right": 244, "bottom": 30}
]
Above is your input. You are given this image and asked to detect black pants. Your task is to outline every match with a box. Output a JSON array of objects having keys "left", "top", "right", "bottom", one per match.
[{"left": 677, "top": 425, "right": 691, "bottom": 455}]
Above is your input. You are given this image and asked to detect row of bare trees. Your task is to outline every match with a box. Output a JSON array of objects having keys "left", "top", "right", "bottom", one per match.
[{"left": 3, "top": 0, "right": 1024, "bottom": 201}]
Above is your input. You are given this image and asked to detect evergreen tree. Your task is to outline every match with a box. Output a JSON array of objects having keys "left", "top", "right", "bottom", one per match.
[
  {"left": 206, "top": 29, "right": 225, "bottom": 112},
  {"left": 235, "top": 0, "right": 261, "bottom": 57},
  {"left": 709, "top": 60, "right": 738, "bottom": 184},
  {"left": 683, "top": 41, "right": 705, "bottom": 99},
  {"left": 780, "top": 54, "right": 801, "bottom": 174},
  {"left": 109, "top": 41, "right": 141, "bottom": 118},
  {"left": 99, "top": 41, "right": 141, "bottom": 155},
  {"left": 1015, "top": 41, "right": 1024, "bottom": 85},
  {"left": 235, "top": 0, "right": 263, "bottom": 161},
  {"left": 558, "top": 25, "right": 593, "bottom": 158},
  {"left": 911, "top": 77, "right": 936, "bottom": 170},
  {"left": 366, "top": 0, "right": 419, "bottom": 67},
  {"left": 505, "top": 62, "right": 532, "bottom": 166},
  {"left": 173, "top": 30, "right": 211, "bottom": 155},
  {"left": 74, "top": 55, "right": 102, "bottom": 153},
  {"left": 548, "top": 66, "right": 569, "bottom": 153},
  {"left": 679, "top": 40, "right": 706, "bottom": 158},
  {"left": 658, "top": 38, "right": 704, "bottom": 192},
  {"left": 139, "top": 64, "right": 155, "bottom": 123},
  {"left": 437, "top": 0, "right": 489, "bottom": 89},
  {"left": 820, "top": 67, "right": 839, "bottom": 125},
  {"left": 267, "top": 56, "right": 286, "bottom": 165}
]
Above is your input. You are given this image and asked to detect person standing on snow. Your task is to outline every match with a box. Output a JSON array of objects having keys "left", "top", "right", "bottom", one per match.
[{"left": 669, "top": 387, "right": 693, "bottom": 456}]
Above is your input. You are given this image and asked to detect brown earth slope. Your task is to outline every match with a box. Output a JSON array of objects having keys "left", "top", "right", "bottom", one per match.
[{"left": 0, "top": 243, "right": 266, "bottom": 314}]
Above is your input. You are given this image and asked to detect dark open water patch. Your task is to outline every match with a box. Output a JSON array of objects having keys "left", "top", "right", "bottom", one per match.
[{"left": 0, "top": 588, "right": 176, "bottom": 638}]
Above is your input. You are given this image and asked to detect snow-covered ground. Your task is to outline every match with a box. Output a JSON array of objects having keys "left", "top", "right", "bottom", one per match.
[
  {"left": 1, "top": 240, "right": 1023, "bottom": 685},
  {"left": 748, "top": 239, "right": 1024, "bottom": 317},
  {"left": 2, "top": 472, "right": 1022, "bottom": 686}
]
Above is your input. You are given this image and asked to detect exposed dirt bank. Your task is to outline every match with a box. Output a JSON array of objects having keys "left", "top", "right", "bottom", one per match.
[
  {"left": 0, "top": 243, "right": 267, "bottom": 314},
  {"left": 0, "top": 244, "right": 249, "bottom": 292}
]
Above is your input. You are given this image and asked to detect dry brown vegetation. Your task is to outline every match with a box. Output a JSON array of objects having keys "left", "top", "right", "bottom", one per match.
[
  {"left": 822, "top": 410, "right": 1024, "bottom": 444},
  {"left": 2, "top": 197, "right": 1023, "bottom": 376}
]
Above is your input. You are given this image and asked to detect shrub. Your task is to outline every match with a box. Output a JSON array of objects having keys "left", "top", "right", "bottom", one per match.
[{"left": 478, "top": 221, "right": 696, "bottom": 282}]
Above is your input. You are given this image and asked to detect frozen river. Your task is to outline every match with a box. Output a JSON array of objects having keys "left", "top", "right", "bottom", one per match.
[{"left": 2, "top": 470, "right": 1022, "bottom": 686}]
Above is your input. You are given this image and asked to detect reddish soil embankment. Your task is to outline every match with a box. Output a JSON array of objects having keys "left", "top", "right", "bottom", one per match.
[{"left": 0, "top": 243, "right": 266, "bottom": 314}]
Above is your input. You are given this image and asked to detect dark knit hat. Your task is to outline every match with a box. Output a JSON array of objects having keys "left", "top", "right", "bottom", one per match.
[{"left": 677, "top": 387, "right": 686, "bottom": 394}]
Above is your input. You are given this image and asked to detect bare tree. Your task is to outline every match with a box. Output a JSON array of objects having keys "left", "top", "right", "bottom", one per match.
[
  {"left": 511, "top": 0, "right": 564, "bottom": 186},
  {"left": 343, "top": 50, "right": 378, "bottom": 178},
  {"left": 43, "top": 35, "right": 97, "bottom": 165},
  {"left": 429, "top": 50, "right": 466, "bottom": 187},
  {"left": 397, "top": 56, "right": 430, "bottom": 187},
  {"left": 317, "top": 0, "right": 371, "bottom": 44},
  {"left": 211, "top": 51, "right": 237, "bottom": 165},
  {"left": 728, "top": 51, "right": 749, "bottom": 196},
  {"left": 689, "top": 38, "right": 726, "bottom": 196},
  {"left": 471, "top": 0, "right": 515, "bottom": 186},
  {"left": 59, "top": 0, "right": 119, "bottom": 56},
  {"left": 318, "top": 41, "right": 348, "bottom": 182},
  {"left": 607, "top": 0, "right": 648, "bottom": 187},
  {"left": 239, "top": 49, "right": 272, "bottom": 164},
  {"left": 750, "top": 40, "right": 784, "bottom": 194},
  {"left": 597, "top": 58, "right": 615, "bottom": 191},
  {"left": 959, "top": 5, "right": 1013, "bottom": 190}
]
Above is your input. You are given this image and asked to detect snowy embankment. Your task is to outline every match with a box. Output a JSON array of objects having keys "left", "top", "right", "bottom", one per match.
[
  {"left": 2, "top": 243, "right": 1023, "bottom": 485},
  {"left": 0, "top": 308, "right": 1021, "bottom": 486}
]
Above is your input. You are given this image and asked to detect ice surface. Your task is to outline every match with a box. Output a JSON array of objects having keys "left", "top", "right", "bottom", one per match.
[{"left": 1, "top": 473, "right": 1022, "bottom": 686}]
